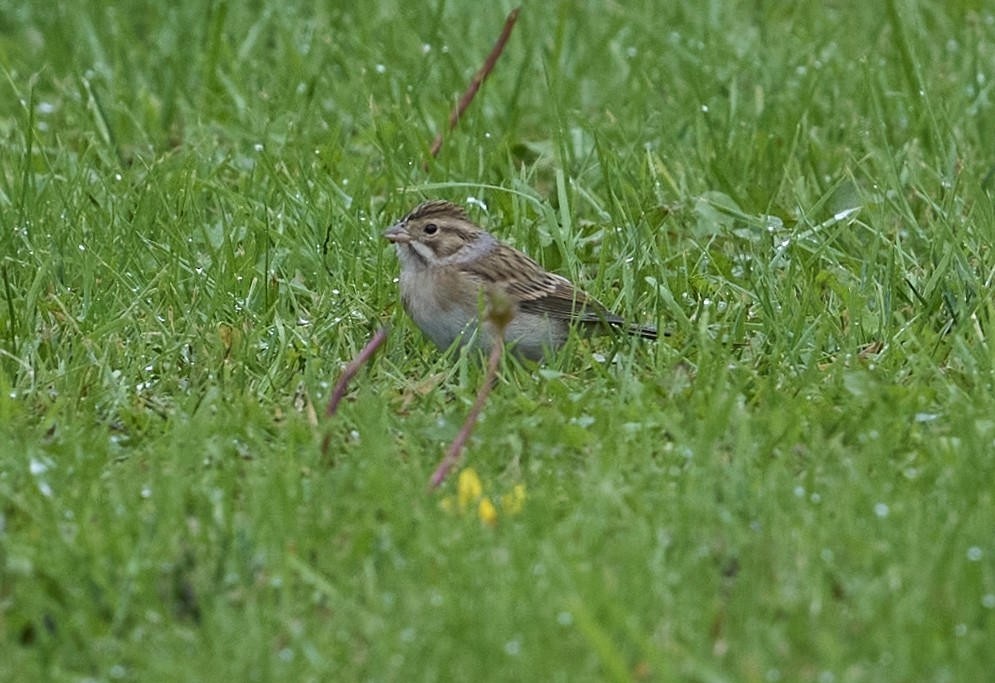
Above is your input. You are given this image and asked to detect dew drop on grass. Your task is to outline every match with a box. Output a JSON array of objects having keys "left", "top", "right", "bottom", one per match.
[
  {"left": 874, "top": 503, "right": 889, "bottom": 518},
  {"left": 967, "top": 546, "right": 983, "bottom": 561},
  {"left": 557, "top": 611, "right": 573, "bottom": 626},
  {"left": 375, "top": 64, "right": 386, "bottom": 74},
  {"left": 504, "top": 639, "right": 522, "bottom": 657},
  {"left": 982, "top": 594, "right": 995, "bottom": 609}
]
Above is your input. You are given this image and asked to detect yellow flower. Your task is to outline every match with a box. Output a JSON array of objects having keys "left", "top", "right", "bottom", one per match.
[
  {"left": 501, "top": 484, "right": 526, "bottom": 515},
  {"left": 478, "top": 497, "right": 498, "bottom": 527},
  {"left": 440, "top": 468, "right": 526, "bottom": 526},
  {"left": 457, "top": 468, "right": 483, "bottom": 512}
]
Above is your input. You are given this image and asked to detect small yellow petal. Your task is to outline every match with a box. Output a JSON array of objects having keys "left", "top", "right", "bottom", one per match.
[
  {"left": 457, "top": 468, "right": 483, "bottom": 512},
  {"left": 478, "top": 497, "right": 498, "bottom": 527},
  {"left": 501, "top": 484, "right": 527, "bottom": 515},
  {"left": 440, "top": 496, "right": 455, "bottom": 514}
]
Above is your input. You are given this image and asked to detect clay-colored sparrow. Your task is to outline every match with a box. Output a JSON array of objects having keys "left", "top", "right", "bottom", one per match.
[{"left": 384, "top": 200, "right": 657, "bottom": 361}]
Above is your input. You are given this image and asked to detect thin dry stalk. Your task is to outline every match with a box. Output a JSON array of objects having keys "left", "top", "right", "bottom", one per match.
[
  {"left": 428, "top": 336, "right": 503, "bottom": 489},
  {"left": 321, "top": 327, "right": 389, "bottom": 455},
  {"left": 425, "top": 7, "right": 521, "bottom": 166},
  {"left": 429, "top": 291, "right": 514, "bottom": 490}
]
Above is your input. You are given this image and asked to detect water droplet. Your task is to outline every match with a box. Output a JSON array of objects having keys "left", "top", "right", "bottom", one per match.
[
  {"left": 833, "top": 207, "right": 860, "bottom": 222},
  {"left": 874, "top": 503, "right": 889, "bottom": 518}
]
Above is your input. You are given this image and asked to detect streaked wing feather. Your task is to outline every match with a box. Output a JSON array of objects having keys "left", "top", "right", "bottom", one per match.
[{"left": 459, "top": 243, "right": 624, "bottom": 324}]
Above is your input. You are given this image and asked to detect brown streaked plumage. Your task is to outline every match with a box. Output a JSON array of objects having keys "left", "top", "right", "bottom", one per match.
[{"left": 384, "top": 200, "right": 657, "bottom": 361}]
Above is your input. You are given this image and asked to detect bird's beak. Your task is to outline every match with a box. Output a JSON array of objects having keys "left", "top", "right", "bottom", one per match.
[{"left": 383, "top": 223, "right": 412, "bottom": 244}]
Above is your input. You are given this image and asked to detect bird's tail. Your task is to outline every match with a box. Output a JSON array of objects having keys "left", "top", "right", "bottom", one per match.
[{"left": 624, "top": 323, "right": 663, "bottom": 339}]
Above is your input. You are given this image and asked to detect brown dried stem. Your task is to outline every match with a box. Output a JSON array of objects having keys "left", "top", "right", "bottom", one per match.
[
  {"left": 426, "top": 7, "right": 521, "bottom": 165},
  {"left": 428, "top": 336, "right": 503, "bottom": 489},
  {"left": 429, "top": 291, "right": 514, "bottom": 490},
  {"left": 321, "top": 327, "right": 389, "bottom": 455}
]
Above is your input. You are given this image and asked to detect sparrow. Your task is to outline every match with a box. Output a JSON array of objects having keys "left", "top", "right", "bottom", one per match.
[{"left": 384, "top": 200, "right": 657, "bottom": 361}]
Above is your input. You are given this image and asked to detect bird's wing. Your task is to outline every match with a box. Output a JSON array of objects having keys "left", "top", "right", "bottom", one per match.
[{"left": 459, "top": 243, "right": 625, "bottom": 324}]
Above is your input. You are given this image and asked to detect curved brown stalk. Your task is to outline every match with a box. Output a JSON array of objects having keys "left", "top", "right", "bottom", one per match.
[
  {"left": 425, "top": 7, "right": 521, "bottom": 167},
  {"left": 321, "top": 327, "right": 389, "bottom": 455}
]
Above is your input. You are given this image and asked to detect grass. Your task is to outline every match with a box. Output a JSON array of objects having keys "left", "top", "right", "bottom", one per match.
[{"left": 1, "top": 0, "right": 994, "bottom": 680}]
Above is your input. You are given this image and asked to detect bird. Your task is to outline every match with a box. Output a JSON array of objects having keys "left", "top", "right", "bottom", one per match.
[{"left": 384, "top": 200, "right": 657, "bottom": 361}]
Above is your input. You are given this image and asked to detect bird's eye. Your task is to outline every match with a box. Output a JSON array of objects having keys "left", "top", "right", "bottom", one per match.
[{"left": 423, "top": 223, "right": 438, "bottom": 235}]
